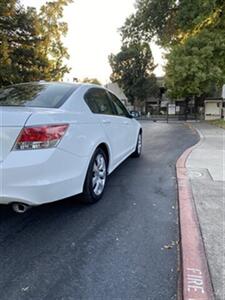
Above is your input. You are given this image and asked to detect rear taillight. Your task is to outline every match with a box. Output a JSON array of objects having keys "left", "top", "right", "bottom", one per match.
[{"left": 14, "top": 124, "right": 69, "bottom": 150}]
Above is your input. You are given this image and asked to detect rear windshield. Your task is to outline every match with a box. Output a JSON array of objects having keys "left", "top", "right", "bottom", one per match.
[{"left": 0, "top": 83, "right": 78, "bottom": 108}]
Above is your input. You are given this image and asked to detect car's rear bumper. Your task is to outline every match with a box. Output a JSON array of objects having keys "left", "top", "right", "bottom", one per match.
[{"left": 0, "top": 148, "right": 89, "bottom": 206}]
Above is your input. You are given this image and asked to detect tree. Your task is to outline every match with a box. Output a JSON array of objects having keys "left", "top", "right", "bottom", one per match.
[
  {"left": 165, "top": 1, "right": 225, "bottom": 99},
  {"left": 0, "top": 1, "right": 41, "bottom": 85},
  {"left": 0, "top": 0, "right": 17, "bottom": 17},
  {"left": 38, "top": 0, "right": 73, "bottom": 80},
  {"left": 81, "top": 77, "right": 102, "bottom": 85},
  {"left": 0, "top": 38, "right": 12, "bottom": 86},
  {"left": 166, "top": 26, "right": 225, "bottom": 99},
  {"left": 121, "top": 0, "right": 224, "bottom": 47},
  {"left": 0, "top": 0, "right": 73, "bottom": 87},
  {"left": 121, "top": 0, "right": 225, "bottom": 101},
  {"left": 109, "top": 42, "right": 159, "bottom": 106}
]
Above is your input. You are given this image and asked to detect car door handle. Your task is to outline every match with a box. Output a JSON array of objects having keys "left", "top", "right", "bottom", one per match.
[
  {"left": 123, "top": 120, "right": 129, "bottom": 125},
  {"left": 102, "top": 120, "right": 111, "bottom": 124}
]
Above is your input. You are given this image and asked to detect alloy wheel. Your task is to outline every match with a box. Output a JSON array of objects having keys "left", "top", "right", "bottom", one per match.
[{"left": 92, "top": 153, "right": 106, "bottom": 196}]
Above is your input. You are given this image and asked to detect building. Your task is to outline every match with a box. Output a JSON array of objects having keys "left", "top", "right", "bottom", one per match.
[
  {"left": 105, "top": 82, "right": 133, "bottom": 111},
  {"left": 106, "top": 78, "right": 168, "bottom": 114},
  {"left": 204, "top": 98, "right": 224, "bottom": 120},
  {"left": 145, "top": 76, "right": 169, "bottom": 115}
]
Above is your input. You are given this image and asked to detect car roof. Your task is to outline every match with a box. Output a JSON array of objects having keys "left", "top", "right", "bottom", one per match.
[
  {"left": 5, "top": 81, "right": 80, "bottom": 88},
  {"left": 4, "top": 81, "right": 108, "bottom": 90}
]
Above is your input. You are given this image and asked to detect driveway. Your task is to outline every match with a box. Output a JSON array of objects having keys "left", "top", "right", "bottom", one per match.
[{"left": 0, "top": 122, "right": 199, "bottom": 300}]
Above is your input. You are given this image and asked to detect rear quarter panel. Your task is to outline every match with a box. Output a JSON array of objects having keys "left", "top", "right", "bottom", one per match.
[{"left": 26, "top": 110, "right": 112, "bottom": 160}]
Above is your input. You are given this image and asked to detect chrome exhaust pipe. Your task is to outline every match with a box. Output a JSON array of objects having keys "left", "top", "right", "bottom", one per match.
[{"left": 12, "top": 203, "right": 30, "bottom": 214}]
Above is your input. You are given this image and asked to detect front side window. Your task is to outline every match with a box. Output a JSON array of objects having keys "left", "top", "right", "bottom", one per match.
[
  {"left": 109, "top": 92, "right": 129, "bottom": 117},
  {"left": 0, "top": 83, "right": 78, "bottom": 108},
  {"left": 85, "top": 88, "right": 115, "bottom": 115}
]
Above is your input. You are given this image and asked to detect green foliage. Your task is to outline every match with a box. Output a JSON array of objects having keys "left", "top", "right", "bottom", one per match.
[
  {"left": 81, "top": 78, "right": 102, "bottom": 85},
  {"left": 121, "top": 0, "right": 224, "bottom": 47},
  {"left": 121, "top": 0, "right": 177, "bottom": 46},
  {"left": 208, "top": 119, "right": 225, "bottom": 129},
  {"left": 165, "top": 1, "right": 225, "bottom": 99},
  {"left": 165, "top": 27, "right": 225, "bottom": 98},
  {"left": 0, "top": 0, "right": 73, "bottom": 87},
  {"left": 38, "top": 0, "right": 73, "bottom": 80},
  {"left": 121, "top": 0, "right": 225, "bottom": 100},
  {"left": 109, "top": 42, "right": 159, "bottom": 104}
]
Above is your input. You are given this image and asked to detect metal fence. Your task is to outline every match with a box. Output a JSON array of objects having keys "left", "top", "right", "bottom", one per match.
[{"left": 138, "top": 102, "right": 199, "bottom": 122}]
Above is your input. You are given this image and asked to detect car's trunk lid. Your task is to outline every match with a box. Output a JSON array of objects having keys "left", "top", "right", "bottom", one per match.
[{"left": 0, "top": 107, "right": 32, "bottom": 161}]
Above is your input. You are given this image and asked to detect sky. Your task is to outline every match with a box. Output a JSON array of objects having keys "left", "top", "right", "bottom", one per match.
[{"left": 21, "top": 0, "right": 165, "bottom": 84}]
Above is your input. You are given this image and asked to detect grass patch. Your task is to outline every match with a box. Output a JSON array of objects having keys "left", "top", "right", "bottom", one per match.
[{"left": 208, "top": 119, "right": 225, "bottom": 129}]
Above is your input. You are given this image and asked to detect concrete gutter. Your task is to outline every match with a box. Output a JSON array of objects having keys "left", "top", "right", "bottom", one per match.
[{"left": 176, "top": 131, "right": 215, "bottom": 300}]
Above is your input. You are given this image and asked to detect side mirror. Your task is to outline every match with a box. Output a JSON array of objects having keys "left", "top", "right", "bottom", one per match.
[
  {"left": 128, "top": 113, "right": 134, "bottom": 119},
  {"left": 128, "top": 111, "right": 134, "bottom": 118}
]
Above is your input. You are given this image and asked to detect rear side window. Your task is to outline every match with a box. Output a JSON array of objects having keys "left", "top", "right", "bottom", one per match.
[
  {"left": 109, "top": 92, "right": 130, "bottom": 117},
  {"left": 0, "top": 83, "right": 78, "bottom": 108},
  {"left": 85, "top": 88, "right": 115, "bottom": 115}
]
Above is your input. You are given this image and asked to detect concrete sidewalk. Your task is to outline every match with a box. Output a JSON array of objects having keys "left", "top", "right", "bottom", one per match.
[{"left": 187, "top": 122, "right": 225, "bottom": 300}]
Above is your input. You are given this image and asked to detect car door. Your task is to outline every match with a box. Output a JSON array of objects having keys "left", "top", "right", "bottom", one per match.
[
  {"left": 107, "top": 91, "right": 136, "bottom": 152},
  {"left": 84, "top": 88, "right": 128, "bottom": 166}
]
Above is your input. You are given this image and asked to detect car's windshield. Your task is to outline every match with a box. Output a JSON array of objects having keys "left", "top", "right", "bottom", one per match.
[{"left": 0, "top": 83, "right": 78, "bottom": 108}]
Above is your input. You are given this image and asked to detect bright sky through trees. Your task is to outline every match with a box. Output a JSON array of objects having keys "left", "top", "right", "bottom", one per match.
[{"left": 21, "top": 0, "right": 164, "bottom": 83}]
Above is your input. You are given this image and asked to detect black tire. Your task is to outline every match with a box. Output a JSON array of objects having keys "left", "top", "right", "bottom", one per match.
[
  {"left": 82, "top": 148, "right": 107, "bottom": 204},
  {"left": 132, "top": 131, "right": 142, "bottom": 158}
]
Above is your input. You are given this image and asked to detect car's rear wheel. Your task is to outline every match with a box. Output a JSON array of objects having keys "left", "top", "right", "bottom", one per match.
[
  {"left": 132, "top": 131, "right": 142, "bottom": 158},
  {"left": 82, "top": 148, "right": 107, "bottom": 204}
]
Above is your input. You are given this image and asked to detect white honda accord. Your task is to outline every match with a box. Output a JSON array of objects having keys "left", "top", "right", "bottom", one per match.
[{"left": 0, "top": 82, "right": 142, "bottom": 213}]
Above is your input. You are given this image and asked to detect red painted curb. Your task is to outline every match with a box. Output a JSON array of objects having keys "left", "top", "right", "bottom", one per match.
[{"left": 176, "top": 142, "right": 215, "bottom": 300}]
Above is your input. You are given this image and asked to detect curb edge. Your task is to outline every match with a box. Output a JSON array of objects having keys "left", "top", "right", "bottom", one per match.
[{"left": 176, "top": 126, "right": 215, "bottom": 300}]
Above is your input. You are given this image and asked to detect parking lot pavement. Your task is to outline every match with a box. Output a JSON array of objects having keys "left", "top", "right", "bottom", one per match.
[
  {"left": 0, "top": 122, "right": 199, "bottom": 300},
  {"left": 187, "top": 122, "right": 225, "bottom": 300}
]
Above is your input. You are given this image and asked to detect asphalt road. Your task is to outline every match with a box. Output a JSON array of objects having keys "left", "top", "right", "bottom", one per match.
[{"left": 0, "top": 122, "right": 199, "bottom": 300}]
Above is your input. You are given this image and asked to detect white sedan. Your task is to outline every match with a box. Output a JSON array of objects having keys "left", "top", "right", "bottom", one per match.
[{"left": 0, "top": 82, "right": 142, "bottom": 213}]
